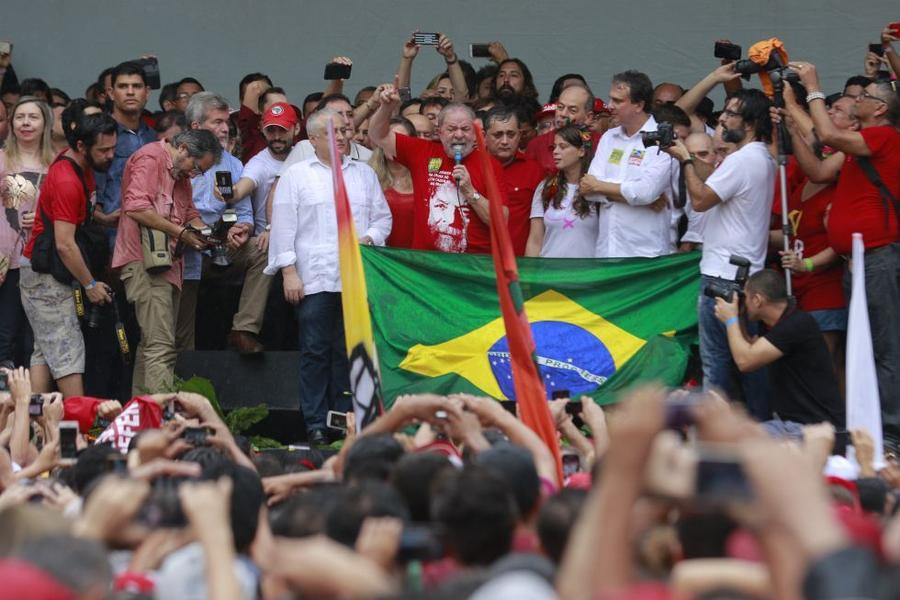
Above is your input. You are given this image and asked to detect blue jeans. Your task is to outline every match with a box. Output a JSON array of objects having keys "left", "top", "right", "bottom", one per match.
[
  {"left": 296, "top": 292, "right": 351, "bottom": 433},
  {"left": 698, "top": 277, "right": 770, "bottom": 420},
  {"left": 843, "top": 242, "right": 900, "bottom": 443}
]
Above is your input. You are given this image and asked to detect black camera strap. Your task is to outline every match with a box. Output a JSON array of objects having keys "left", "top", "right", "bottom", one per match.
[{"left": 856, "top": 156, "right": 900, "bottom": 231}]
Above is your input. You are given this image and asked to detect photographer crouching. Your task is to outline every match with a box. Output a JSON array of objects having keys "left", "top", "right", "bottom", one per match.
[
  {"left": 714, "top": 269, "right": 844, "bottom": 431},
  {"left": 663, "top": 88, "right": 774, "bottom": 418}
]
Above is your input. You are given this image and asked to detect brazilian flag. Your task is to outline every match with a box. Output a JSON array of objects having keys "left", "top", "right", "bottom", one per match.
[{"left": 361, "top": 247, "right": 700, "bottom": 407}]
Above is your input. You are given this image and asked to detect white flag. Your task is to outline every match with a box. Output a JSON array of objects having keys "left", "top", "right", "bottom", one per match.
[{"left": 845, "top": 233, "right": 884, "bottom": 469}]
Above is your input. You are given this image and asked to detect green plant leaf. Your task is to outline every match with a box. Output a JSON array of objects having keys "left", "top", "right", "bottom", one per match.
[
  {"left": 250, "top": 435, "right": 283, "bottom": 450},
  {"left": 225, "top": 405, "right": 269, "bottom": 434},
  {"left": 176, "top": 376, "right": 224, "bottom": 420}
]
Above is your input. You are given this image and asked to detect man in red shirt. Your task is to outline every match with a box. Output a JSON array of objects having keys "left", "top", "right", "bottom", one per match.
[
  {"left": 525, "top": 83, "right": 600, "bottom": 175},
  {"left": 370, "top": 87, "right": 509, "bottom": 254},
  {"left": 20, "top": 113, "right": 117, "bottom": 397},
  {"left": 791, "top": 61, "right": 900, "bottom": 445},
  {"left": 112, "top": 129, "right": 220, "bottom": 395},
  {"left": 483, "top": 105, "right": 544, "bottom": 255}
]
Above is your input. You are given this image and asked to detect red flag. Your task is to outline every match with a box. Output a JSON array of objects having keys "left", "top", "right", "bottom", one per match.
[
  {"left": 94, "top": 396, "right": 163, "bottom": 452},
  {"left": 472, "top": 122, "right": 563, "bottom": 485}
]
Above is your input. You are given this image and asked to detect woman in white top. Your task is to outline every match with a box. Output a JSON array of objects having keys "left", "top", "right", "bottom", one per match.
[{"left": 525, "top": 125, "right": 598, "bottom": 258}]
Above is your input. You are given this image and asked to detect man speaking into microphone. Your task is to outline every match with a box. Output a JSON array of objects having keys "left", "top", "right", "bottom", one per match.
[{"left": 370, "top": 86, "right": 509, "bottom": 253}]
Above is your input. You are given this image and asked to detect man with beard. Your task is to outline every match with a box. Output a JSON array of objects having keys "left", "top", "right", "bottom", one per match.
[
  {"left": 492, "top": 58, "right": 541, "bottom": 115},
  {"left": 112, "top": 129, "right": 220, "bottom": 394},
  {"left": 20, "top": 113, "right": 117, "bottom": 396},
  {"left": 370, "top": 85, "right": 509, "bottom": 254},
  {"left": 663, "top": 89, "right": 775, "bottom": 419},
  {"left": 94, "top": 61, "right": 157, "bottom": 237},
  {"left": 222, "top": 103, "right": 299, "bottom": 252}
]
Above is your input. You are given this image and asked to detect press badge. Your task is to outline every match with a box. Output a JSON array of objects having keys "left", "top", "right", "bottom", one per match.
[{"left": 608, "top": 149, "right": 623, "bottom": 165}]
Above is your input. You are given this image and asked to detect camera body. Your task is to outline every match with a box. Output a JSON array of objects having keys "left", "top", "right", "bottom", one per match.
[
  {"left": 641, "top": 122, "right": 676, "bottom": 149},
  {"left": 733, "top": 52, "right": 798, "bottom": 85},
  {"left": 702, "top": 255, "right": 751, "bottom": 302},
  {"left": 209, "top": 209, "right": 238, "bottom": 267}
]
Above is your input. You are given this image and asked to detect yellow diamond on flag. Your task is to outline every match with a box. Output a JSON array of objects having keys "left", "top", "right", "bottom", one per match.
[{"left": 399, "top": 290, "right": 646, "bottom": 399}]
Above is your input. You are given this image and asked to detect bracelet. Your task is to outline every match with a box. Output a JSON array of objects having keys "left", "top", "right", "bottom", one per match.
[
  {"left": 724, "top": 316, "right": 739, "bottom": 327},
  {"left": 445, "top": 57, "right": 458, "bottom": 65},
  {"left": 805, "top": 91, "right": 826, "bottom": 103},
  {"left": 803, "top": 258, "right": 815, "bottom": 272},
  {"left": 84, "top": 279, "right": 97, "bottom": 290},
  {"left": 178, "top": 226, "right": 189, "bottom": 241},
  {"left": 680, "top": 158, "right": 694, "bottom": 167}
]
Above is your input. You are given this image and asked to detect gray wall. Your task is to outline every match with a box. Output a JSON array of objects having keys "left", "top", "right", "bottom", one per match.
[{"left": 1, "top": 0, "right": 893, "bottom": 110}]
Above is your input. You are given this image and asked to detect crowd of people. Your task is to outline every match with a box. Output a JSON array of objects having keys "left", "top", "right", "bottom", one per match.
[{"left": 0, "top": 22, "right": 898, "bottom": 598}]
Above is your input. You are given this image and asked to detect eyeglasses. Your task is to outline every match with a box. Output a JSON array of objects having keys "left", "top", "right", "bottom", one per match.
[{"left": 859, "top": 91, "right": 887, "bottom": 104}]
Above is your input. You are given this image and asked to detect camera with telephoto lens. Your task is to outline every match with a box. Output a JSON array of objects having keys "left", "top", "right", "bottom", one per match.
[
  {"left": 732, "top": 52, "right": 799, "bottom": 85},
  {"left": 703, "top": 255, "right": 751, "bottom": 302},
  {"left": 209, "top": 209, "right": 238, "bottom": 267},
  {"left": 641, "top": 122, "right": 676, "bottom": 149}
]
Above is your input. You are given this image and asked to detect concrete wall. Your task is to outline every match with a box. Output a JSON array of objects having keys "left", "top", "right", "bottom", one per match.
[{"left": 1, "top": 0, "right": 893, "bottom": 110}]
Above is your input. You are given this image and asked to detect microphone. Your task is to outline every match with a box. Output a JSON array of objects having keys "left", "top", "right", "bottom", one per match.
[{"left": 452, "top": 144, "right": 464, "bottom": 182}]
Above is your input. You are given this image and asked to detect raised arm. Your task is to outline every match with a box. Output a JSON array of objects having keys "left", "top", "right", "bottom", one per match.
[
  {"left": 369, "top": 82, "right": 401, "bottom": 160},
  {"left": 676, "top": 63, "right": 741, "bottom": 116},
  {"left": 436, "top": 34, "right": 470, "bottom": 102},
  {"left": 790, "top": 62, "right": 872, "bottom": 156},
  {"left": 397, "top": 33, "right": 419, "bottom": 93}
]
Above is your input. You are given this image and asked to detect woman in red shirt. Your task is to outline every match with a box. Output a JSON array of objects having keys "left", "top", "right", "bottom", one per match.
[{"left": 369, "top": 117, "right": 416, "bottom": 248}]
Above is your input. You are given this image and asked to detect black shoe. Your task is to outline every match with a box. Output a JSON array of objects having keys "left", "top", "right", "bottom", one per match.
[{"left": 308, "top": 429, "right": 328, "bottom": 447}]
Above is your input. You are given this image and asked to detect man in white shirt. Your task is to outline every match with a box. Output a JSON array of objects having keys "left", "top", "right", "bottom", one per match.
[
  {"left": 266, "top": 109, "right": 391, "bottom": 446},
  {"left": 579, "top": 70, "right": 676, "bottom": 258},
  {"left": 224, "top": 102, "right": 299, "bottom": 251},
  {"left": 664, "top": 88, "right": 776, "bottom": 419}
]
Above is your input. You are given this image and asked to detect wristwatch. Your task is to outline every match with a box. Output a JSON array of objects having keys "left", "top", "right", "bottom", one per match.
[
  {"left": 264, "top": 224, "right": 272, "bottom": 232},
  {"left": 471, "top": 192, "right": 482, "bottom": 204}
]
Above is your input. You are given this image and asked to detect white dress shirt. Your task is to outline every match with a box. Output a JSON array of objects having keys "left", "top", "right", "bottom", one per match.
[
  {"left": 585, "top": 115, "right": 677, "bottom": 258},
  {"left": 278, "top": 140, "right": 372, "bottom": 176},
  {"left": 265, "top": 155, "right": 392, "bottom": 296}
]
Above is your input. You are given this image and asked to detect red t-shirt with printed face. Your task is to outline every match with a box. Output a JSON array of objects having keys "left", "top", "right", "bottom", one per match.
[
  {"left": 23, "top": 155, "right": 94, "bottom": 259},
  {"left": 503, "top": 153, "right": 545, "bottom": 256},
  {"left": 394, "top": 133, "right": 509, "bottom": 254},
  {"left": 827, "top": 126, "right": 900, "bottom": 255}
]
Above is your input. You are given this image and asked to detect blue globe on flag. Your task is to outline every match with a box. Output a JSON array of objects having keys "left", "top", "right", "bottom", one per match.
[{"left": 487, "top": 321, "right": 616, "bottom": 400}]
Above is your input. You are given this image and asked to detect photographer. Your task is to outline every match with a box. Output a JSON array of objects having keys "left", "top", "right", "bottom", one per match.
[
  {"left": 664, "top": 89, "right": 775, "bottom": 418},
  {"left": 20, "top": 113, "right": 117, "bottom": 398},
  {"left": 579, "top": 70, "right": 676, "bottom": 258},
  {"left": 112, "top": 129, "right": 220, "bottom": 395},
  {"left": 788, "top": 60, "right": 900, "bottom": 447},
  {"left": 714, "top": 269, "right": 844, "bottom": 429}
]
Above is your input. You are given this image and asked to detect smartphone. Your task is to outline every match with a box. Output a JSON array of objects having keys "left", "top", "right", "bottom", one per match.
[
  {"left": 665, "top": 391, "right": 703, "bottom": 429},
  {"left": 552, "top": 389, "right": 571, "bottom": 401},
  {"left": 470, "top": 43, "right": 491, "bottom": 58},
  {"left": 0, "top": 42, "right": 11, "bottom": 56},
  {"left": 28, "top": 394, "right": 43, "bottom": 417},
  {"left": 498, "top": 400, "right": 517, "bottom": 416},
  {"left": 324, "top": 62, "right": 352, "bottom": 81},
  {"left": 833, "top": 429, "right": 851, "bottom": 457},
  {"left": 398, "top": 87, "right": 412, "bottom": 104},
  {"left": 131, "top": 56, "right": 161, "bottom": 89},
  {"left": 326, "top": 410, "right": 348, "bottom": 431},
  {"left": 869, "top": 43, "right": 885, "bottom": 57},
  {"left": 413, "top": 32, "right": 440, "bottom": 46},
  {"left": 714, "top": 41, "right": 742, "bottom": 62},
  {"left": 891, "top": 22, "right": 900, "bottom": 38},
  {"left": 397, "top": 525, "right": 443, "bottom": 562},
  {"left": 59, "top": 421, "right": 79, "bottom": 461},
  {"left": 106, "top": 454, "right": 129, "bottom": 474},
  {"left": 0, "top": 371, "right": 8, "bottom": 392},
  {"left": 562, "top": 453, "right": 581, "bottom": 477},
  {"left": 181, "top": 426, "right": 210, "bottom": 446},
  {"left": 214, "top": 171, "right": 233, "bottom": 199},
  {"left": 695, "top": 451, "right": 753, "bottom": 503}
]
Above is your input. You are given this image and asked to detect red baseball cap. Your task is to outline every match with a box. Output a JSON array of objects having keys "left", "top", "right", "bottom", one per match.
[
  {"left": 536, "top": 103, "right": 556, "bottom": 121},
  {"left": 593, "top": 98, "right": 608, "bottom": 114},
  {"left": 262, "top": 102, "right": 298, "bottom": 130}
]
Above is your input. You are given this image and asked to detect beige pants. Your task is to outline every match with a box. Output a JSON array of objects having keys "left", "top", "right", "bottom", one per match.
[
  {"left": 121, "top": 262, "right": 181, "bottom": 396},
  {"left": 174, "top": 237, "right": 272, "bottom": 351}
]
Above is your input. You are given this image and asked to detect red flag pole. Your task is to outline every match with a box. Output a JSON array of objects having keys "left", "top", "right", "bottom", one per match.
[{"left": 472, "top": 122, "right": 563, "bottom": 485}]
